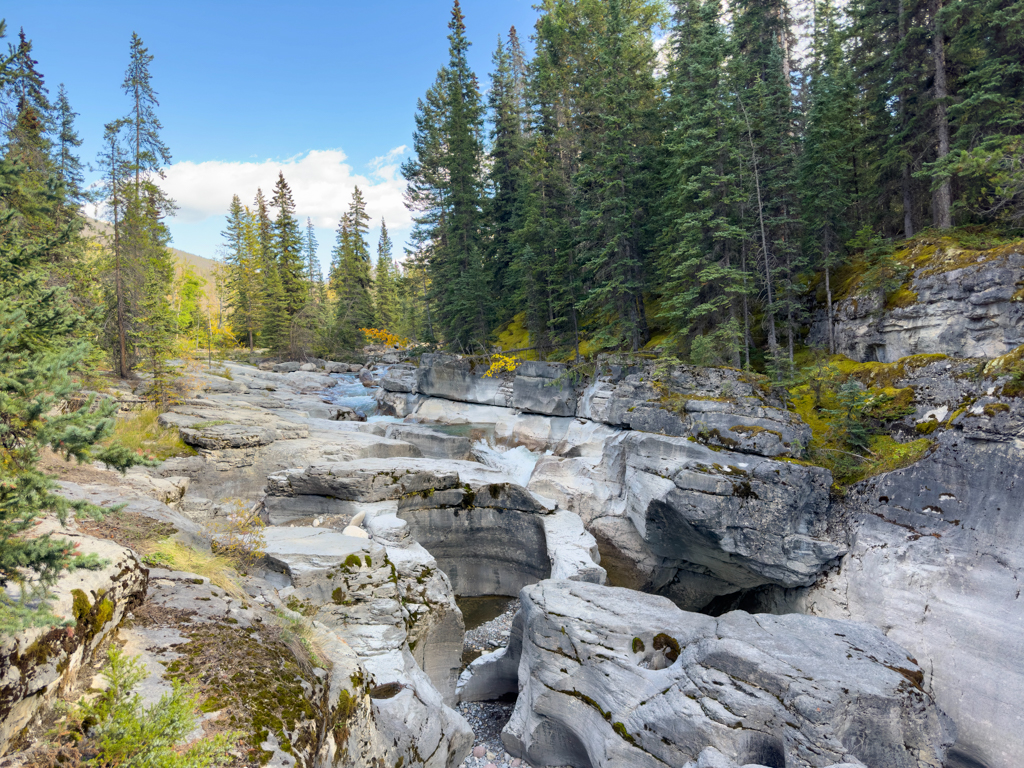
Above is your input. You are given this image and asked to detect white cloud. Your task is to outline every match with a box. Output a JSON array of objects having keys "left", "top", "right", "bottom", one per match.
[{"left": 160, "top": 147, "right": 411, "bottom": 232}]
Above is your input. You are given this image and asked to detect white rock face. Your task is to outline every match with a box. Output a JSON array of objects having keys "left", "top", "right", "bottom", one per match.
[
  {"left": 800, "top": 429, "right": 1024, "bottom": 768},
  {"left": 500, "top": 580, "right": 954, "bottom": 768},
  {"left": 808, "top": 248, "right": 1024, "bottom": 363},
  {"left": 261, "top": 526, "right": 472, "bottom": 765}
]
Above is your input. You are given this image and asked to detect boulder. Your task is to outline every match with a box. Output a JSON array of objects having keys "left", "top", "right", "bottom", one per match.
[
  {"left": 801, "top": 427, "right": 1024, "bottom": 768},
  {"left": 0, "top": 529, "right": 148, "bottom": 755},
  {"left": 299, "top": 362, "right": 318, "bottom": 372},
  {"left": 380, "top": 365, "right": 418, "bottom": 394},
  {"left": 500, "top": 580, "right": 954, "bottom": 768},
  {"left": 285, "top": 370, "right": 337, "bottom": 392},
  {"left": 330, "top": 406, "right": 366, "bottom": 422},
  {"left": 272, "top": 361, "right": 301, "bottom": 373}
]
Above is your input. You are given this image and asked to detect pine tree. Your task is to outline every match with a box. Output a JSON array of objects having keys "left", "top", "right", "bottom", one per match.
[
  {"left": 53, "top": 84, "right": 85, "bottom": 206},
  {"left": 222, "top": 195, "right": 261, "bottom": 350},
  {"left": 253, "top": 188, "right": 287, "bottom": 349},
  {"left": 800, "top": 0, "right": 858, "bottom": 353},
  {"left": 374, "top": 218, "right": 399, "bottom": 330},
  {"left": 270, "top": 172, "right": 305, "bottom": 316},
  {"left": 96, "top": 119, "right": 137, "bottom": 378},
  {"left": 0, "top": 123, "right": 144, "bottom": 628},
  {"left": 574, "top": 0, "right": 659, "bottom": 352},
  {"left": 432, "top": 0, "right": 490, "bottom": 349},
  {"left": 122, "top": 32, "right": 171, "bottom": 197},
  {"left": 486, "top": 33, "right": 528, "bottom": 326},
  {"left": 115, "top": 32, "right": 177, "bottom": 383},
  {"left": 330, "top": 191, "right": 375, "bottom": 349},
  {"left": 657, "top": 0, "right": 748, "bottom": 365},
  {"left": 305, "top": 217, "right": 320, "bottom": 301}
]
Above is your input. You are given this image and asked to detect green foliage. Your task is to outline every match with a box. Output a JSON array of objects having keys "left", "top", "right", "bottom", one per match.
[
  {"left": 330, "top": 188, "right": 376, "bottom": 351},
  {"left": 55, "top": 646, "right": 236, "bottom": 768},
  {"left": 270, "top": 172, "right": 306, "bottom": 319},
  {"left": 0, "top": 129, "right": 148, "bottom": 629}
]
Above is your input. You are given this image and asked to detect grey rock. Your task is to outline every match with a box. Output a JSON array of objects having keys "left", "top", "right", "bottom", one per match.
[
  {"left": 531, "top": 429, "right": 843, "bottom": 610},
  {"left": 0, "top": 530, "right": 148, "bottom": 755},
  {"left": 809, "top": 248, "right": 1024, "bottom": 362},
  {"left": 380, "top": 364, "right": 419, "bottom": 394},
  {"left": 417, "top": 354, "right": 508, "bottom": 407},
  {"left": 299, "top": 362, "right": 317, "bottom": 372},
  {"left": 272, "top": 361, "right": 301, "bottom": 373},
  {"left": 579, "top": 365, "right": 808, "bottom": 458},
  {"left": 500, "top": 580, "right": 954, "bottom": 768},
  {"left": 180, "top": 423, "right": 278, "bottom": 449},
  {"left": 512, "top": 375, "right": 576, "bottom": 417},
  {"left": 383, "top": 424, "right": 474, "bottom": 460},
  {"left": 801, "top": 428, "right": 1024, "bottom": 768}
]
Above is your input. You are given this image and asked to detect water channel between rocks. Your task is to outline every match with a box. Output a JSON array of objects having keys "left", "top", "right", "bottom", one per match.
[{"left": 325, "top": 371, "right": 551, "bottom": 766}]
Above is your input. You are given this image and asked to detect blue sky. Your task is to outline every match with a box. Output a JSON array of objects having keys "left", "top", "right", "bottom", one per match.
[{"left": 7, "top": 1, "right": 540, "bottom": 269}]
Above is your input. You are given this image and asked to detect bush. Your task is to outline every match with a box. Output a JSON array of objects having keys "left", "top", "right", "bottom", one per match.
[
  {"left": 205, "top": 500, "right": 267, "bottom": 574},
  {"left": 43, "top": 646, "right": 237, "bottom": 768}
]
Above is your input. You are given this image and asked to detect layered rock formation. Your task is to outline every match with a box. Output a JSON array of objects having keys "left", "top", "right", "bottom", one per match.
[
  {"left": 0, "top": 526, "right": 148, "bottom": 755},
  {"left": 498, "top": 580, "right": 954, "bottom": 768},
  {"left": 808, "top": 241, "right": 1024, "bottom": 363}
]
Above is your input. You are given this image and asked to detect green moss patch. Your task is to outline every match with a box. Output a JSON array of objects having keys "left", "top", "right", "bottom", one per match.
[
  {"left": 163, "top": 623, "right": 320, "bottom": 766},
  {"left": 652, "top": 633, "right": 680, "bottom": 663}
]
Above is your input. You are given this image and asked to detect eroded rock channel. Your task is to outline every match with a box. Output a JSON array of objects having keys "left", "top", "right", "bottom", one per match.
[{"left": 6, "top": 350, "right": 1022, "bottom": 768}]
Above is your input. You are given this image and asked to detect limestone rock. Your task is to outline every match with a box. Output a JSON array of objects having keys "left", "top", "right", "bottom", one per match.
[
  {"left": 801, "top": 428, "right": 1024, "bottom": 768},
  {"left": 273, "top": 361, "right": 302, "bottom": 373},
  {"left": 500, "top": 580, "right": 954, "bottom": 768},
  {"left": 579, "top": 365, "right": 808, "bottom": 459},
  {"left": 380, "top": 364, "right": 418, "bottom": 394},
  {"left": 417, "top": 354, "right": 509, "bottom": 407},
  {"left": 0, "top": 531, "right": 148, "bottom": 755},
  {"left": 531, "top": 429, "right": 843, "bottom": 610},
  {"left": 809, "top": 246, "right": 1024, "bottom": 362},
  {"left": 383, "top": 424, "right": 474, "bottom": 460}
]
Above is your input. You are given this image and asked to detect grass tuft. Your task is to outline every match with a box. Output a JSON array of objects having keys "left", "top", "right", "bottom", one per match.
[{"left": 103, "top": 409, "right": 195, "bottom": 461}]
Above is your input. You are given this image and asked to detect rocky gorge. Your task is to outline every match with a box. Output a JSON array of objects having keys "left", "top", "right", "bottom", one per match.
[{"left": 3, "top": 331, "right": 1022, "bottom": 768}]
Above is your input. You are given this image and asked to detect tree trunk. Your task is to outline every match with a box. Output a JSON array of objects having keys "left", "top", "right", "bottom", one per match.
[
  {"left": 898, "top": 0, "right": 916, "bottom": 238},
  {"left": 931, "top": 0, "right": 953, "bottom": 229}
]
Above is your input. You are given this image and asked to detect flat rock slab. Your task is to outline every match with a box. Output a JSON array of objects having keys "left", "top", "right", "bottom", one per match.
[
  {"left": 263, "top": 527, "right": 384, "bottom": 587},
  {"left": 501, "top": 580, "right": 954, "bottom": 768}
]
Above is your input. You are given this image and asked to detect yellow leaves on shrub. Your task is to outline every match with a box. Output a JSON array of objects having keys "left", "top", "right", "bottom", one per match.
[
  {"left": 360, "top": 327, "right": 413, "bottom": 349},
  {"left": 483, "top": 353, "right": 521, "bottom": 378}
]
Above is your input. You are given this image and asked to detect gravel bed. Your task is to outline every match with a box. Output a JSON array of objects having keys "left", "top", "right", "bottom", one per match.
[{"left": 457, "top": 600, "right": 571, "bottom": 768}]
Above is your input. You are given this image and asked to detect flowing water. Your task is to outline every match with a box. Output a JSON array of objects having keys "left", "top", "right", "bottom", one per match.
[
  {"left": 325, "top": 372, "right": 378, "bottom": 416},
  {"left": 471, "top": 440, "right": 543, "bottom": 487}
]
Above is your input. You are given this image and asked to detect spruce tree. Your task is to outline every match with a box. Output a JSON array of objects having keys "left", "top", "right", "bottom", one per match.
[
  {"left": 374, "top": 219, "right": 399, "bottom": 330},
  {"left": 486, "top": 33, "right": 528, "bottom": 327},
  {"left": 0, "top": 135, "right": 144, "bottom": 628},
  {"left": 305, "top": 217, "right": 320, "bottom": 300},
  {"left": 330, "top": 191, "right": 374, "bottom": 350},
  {"left": 270, "top": 172, "right": 305, "bottom": 316},
  {"left": 574, "top": 0, "right": 658, "bottom": 352},
  {"left": 657, "top": 0, "right": 748, "bottom": 365},
  {"left": 122, "top": 32, "right": 171, "bottom": 197},
  {"left": 222, "top": 196, "right": 261, "bottom": 350},
  {"left": 434, "top": 0, "right": 490, "bottom": 349},
  {"left": 800, "top": 0, "right": 858, "bottom": 353}
]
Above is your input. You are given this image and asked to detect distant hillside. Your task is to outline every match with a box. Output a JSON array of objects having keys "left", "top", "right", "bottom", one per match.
[{"left": 84, "top": 216, "right": 223, "bottom": 313}]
